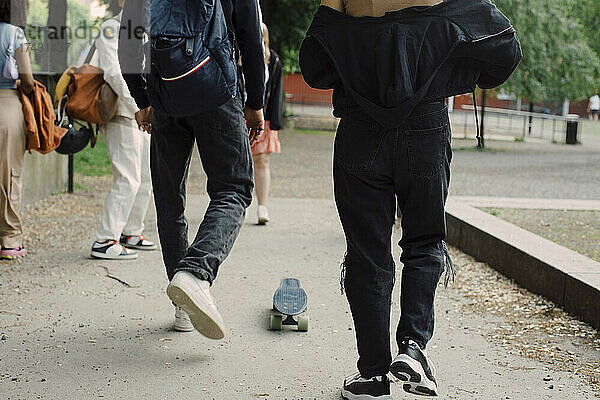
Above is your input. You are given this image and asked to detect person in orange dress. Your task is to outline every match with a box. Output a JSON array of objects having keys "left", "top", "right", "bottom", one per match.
[{"left": 251, "top": 23, "right": 283, "bottom": 224}]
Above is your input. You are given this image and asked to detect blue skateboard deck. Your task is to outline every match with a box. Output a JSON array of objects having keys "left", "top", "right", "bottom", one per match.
[{"left": 270, "top": 278, "right": 309, "bottom": 331}]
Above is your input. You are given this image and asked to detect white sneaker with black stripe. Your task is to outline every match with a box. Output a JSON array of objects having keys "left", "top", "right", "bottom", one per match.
[
  {"left": 120, "top": 234, "right": 157, "bottom": 251},
  {"left": 91, "top": 240, "right": 138, "bottom": 260},
  {"left": 390, "top": 339, "right": 438, "bottom": 396},
  {"left": 341, "top": 372, "right": 392, "bottom": 400}
]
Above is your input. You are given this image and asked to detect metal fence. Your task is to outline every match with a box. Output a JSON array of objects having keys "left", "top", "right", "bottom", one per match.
[{"left": 450, "top": 105, "right": 581, "bottom": 143}]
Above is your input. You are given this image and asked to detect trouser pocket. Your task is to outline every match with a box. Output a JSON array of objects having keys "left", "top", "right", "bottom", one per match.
[
  {"left": 9, "top": 167, "right": 21, "bottom": 202},
  {"left": 405, "top": 124, "right": 449, "bottom": 179},
  {"left": 334, "top": 117, "right": 386, "bottom": 173}
]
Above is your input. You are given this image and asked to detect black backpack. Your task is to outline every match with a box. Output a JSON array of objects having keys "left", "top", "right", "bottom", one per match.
[{"left": 145, "top": 0, "right": 238, "bottom": 116}]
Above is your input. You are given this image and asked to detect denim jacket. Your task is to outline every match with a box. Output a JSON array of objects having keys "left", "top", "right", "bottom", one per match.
[{"left": 299, "top": 0, "right": 522, "bottom": 129}]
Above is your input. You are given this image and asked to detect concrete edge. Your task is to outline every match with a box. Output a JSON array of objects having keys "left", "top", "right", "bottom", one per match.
[{"left": 445, "top": 200, "right": 600, "bottom": 329}]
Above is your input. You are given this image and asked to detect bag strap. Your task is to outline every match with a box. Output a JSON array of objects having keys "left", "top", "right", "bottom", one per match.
[
  {"left": 84, "top": 39, "right": 97, "bottom": 64},
  {"left": 89, "top": 122, "right": 98, "bottom": 148},
  {"left": 83, "top": 16, "right": 120, "bottom": 64},
  {"left": 7, "top": 25, "right": 17, "bottom": 54}
]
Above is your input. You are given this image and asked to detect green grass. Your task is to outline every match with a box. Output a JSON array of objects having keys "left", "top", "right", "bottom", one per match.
[
  {"left": 74, "top": 134, "right": 112, "bottom": 177},
  {"left": 291, "top": 128, "right": 335, "bottom": 136}
]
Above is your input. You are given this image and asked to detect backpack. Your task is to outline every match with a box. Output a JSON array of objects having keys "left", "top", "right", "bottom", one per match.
[
  {"left": 54, "top": 19, "right": 120, "bottom": 125},
  {"left": 145, "top": 0, "right": 238, "bottom": 116}
]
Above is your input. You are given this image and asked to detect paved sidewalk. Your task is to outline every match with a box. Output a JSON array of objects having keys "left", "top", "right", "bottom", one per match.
[
  {"left": 2, "top": 129, "right": 599, "bottom": 399},
  {"left": 1, "top": 195, "right": 598, "bottom": 399},
  {"left": 451, "top": 196, "right": 600, "bottom": 211}
]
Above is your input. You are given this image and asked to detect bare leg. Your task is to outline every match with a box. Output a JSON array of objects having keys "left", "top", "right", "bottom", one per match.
[{"left": 253, "top": 153, "right": 271, "bottom": 206}]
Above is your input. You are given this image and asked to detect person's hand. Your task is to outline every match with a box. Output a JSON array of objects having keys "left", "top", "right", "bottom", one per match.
[
  {"left": 244, "top": 106, "right": 264, "bottom": 143},
  {"left": 135, "top": 106, "right": 153, "bottom": 133}
]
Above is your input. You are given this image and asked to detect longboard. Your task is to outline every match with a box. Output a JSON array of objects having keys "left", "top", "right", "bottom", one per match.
[{"left": 269, "top": 278, "right": 309, "bottom": 332}]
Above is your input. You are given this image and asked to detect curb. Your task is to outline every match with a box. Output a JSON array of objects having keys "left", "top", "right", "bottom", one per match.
[{"left": 445, "top": 199, "right": 600, "bottom": 329}]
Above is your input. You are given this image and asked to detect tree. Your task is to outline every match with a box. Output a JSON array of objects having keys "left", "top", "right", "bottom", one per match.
[
  {"left": 46, "top": 0, "right": 67, "bottom": 73},
  {"left": 261, "top": 0, "right": 320, "bottom": 73},
  {"left": 571, "top": 0, "right": 600, "bottom": 62},
  {"left": 495, "top": 0, "right": 600, "bottom": 102}
]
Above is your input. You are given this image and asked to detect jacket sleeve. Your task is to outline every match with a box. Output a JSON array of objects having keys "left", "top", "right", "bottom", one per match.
[
  {"left": 266, "top": 56, "right": 284, "bottom": 130},
  {"left": 472, "top": 30, "right": 522, "bottom": 89},
  {"left": 299, "top": 35, "right": 339, "bottom": 90},
  {"left": 232, "top": 0, "right": 265, "bottom": 110},
  {"left": 118, "top": 0, "right": 151, "bottom": 110},
  {"left": 97, "top": 18, "right": 139, "bottom": 116}
]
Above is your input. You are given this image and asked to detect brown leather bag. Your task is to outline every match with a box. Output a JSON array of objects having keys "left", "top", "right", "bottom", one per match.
[{"left": 65, "top": 63, "right": 119, "bottom": 124}]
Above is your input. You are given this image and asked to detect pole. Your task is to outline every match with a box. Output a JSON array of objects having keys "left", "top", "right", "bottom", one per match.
[
  {"left": 68, "top": 154, "right": 74, "bottom": 193},
  {"left": 528, "top": 102, "right": 534, "bottom": 135},
  {"left": 479, "top": 90, "right": 487, "bottom": 148}
]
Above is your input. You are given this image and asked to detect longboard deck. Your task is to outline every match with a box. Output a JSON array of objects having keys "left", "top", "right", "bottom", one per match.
[{"left": 273, "top": 278, "right": 307, "bottom": 316}]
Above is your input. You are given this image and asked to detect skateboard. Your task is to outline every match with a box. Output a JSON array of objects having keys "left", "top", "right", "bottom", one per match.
[{"left": 269, "top": 278, "right": 309, "bottom": 332}]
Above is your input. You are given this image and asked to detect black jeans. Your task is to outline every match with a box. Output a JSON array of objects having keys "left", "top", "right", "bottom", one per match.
[
  {"left": 151, "top": 96, "right": 253, "bottom": 284},
  {"left": 333, "top": 101, "right": 452, "bottom": 378}
]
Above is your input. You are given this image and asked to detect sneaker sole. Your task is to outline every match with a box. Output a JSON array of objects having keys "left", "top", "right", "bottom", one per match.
[
  {"left": 340, "top": 389, "right": 393, "bottom": 400},
  {"left": 390, "top": 357, "right": 438, "bottom": 397},
  {"left": 90, "top": 251, "right": 138, "bottom": 260},
  {"left": 167, "top": 282, "right": 225, "bottom": 340},
  {"left": 121, "top": 244, "right": 158, "bottom": 251},
  {"left": 173, "top": 323, "right": 195, "bottom": 332}
]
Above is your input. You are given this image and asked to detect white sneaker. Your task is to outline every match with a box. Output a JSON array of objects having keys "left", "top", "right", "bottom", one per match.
[
  {"left": 174, "top": 306, "right": 194, "bottom": 332},
  {"left": 166, "top": 271, "right": 225, "bottom": 339},
  {"left": 257, "top": 205, "right": 269, "bottom": 225},
  {"left": 91, "top": 240, "right": 138, "bottom": 260}
]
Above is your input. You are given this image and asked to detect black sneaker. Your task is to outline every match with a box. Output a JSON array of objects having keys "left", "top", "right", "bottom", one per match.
[
  {"left": 341, "top": 372, "right": 392, "bottom": 400},
  {"left": 390, "top": 339, "right": 438, "bottom": 396}
]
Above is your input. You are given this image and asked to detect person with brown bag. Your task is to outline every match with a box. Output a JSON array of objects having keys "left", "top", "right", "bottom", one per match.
[
  {"left": 89, "top": 0, "right": 156, "bottom": 260},
  {"left": 0, "top": 0, "right": 34, "bottom": 260}
]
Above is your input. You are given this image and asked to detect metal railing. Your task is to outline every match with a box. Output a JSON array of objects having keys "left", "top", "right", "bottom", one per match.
[{"left": 452, "top": 105, "right": 580, "bottom": 142}]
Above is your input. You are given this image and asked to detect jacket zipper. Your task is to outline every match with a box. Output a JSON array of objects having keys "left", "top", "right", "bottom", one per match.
[{"left": 471, "top": 26, "right": 513, "bottom": 43}]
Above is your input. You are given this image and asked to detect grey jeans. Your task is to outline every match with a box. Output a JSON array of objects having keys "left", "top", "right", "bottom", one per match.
[{"left": 150, "top": 96, "right": 253, "bottom": 283}]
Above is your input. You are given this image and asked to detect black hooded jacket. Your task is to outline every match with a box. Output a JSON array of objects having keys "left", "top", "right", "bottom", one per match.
[{"left": 299, "top": 0, "right": 522, "bottom": 129}]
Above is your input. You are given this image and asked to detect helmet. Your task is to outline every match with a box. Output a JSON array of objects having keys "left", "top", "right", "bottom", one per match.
[{"left": 55, "top": 122, "right": 92, "bottom": 155}]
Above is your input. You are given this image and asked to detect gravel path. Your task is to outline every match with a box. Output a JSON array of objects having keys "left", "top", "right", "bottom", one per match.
[{"left": 449, "top": 138, "right": 600, "bottom": 200}]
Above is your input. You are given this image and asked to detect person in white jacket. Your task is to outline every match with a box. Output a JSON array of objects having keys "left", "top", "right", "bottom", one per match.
[{"left": 90, "top": 0, "right": 156, "bottom": 260}]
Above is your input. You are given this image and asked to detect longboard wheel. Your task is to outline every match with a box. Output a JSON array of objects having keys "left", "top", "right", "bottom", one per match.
[
  {"left": 269, "top": 314, "right": 283, "bottom": 330},
  {"left": 297, "top": 315, "right": 309, "bottom": 332}
]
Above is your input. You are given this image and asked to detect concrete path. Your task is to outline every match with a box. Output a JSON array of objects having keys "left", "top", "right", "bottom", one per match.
[
  {"left": 450, "top": 196, "right": 600, "bottom": 211},
  {"left": 1, "top": 195, "right": 597, "bottom": 399}
]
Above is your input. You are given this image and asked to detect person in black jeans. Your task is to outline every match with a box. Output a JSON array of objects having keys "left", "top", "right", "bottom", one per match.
[
  {"left": 334, "top": 99, "right": 451, "bottom": 398},
  {"left": 300, "top": 0, "right": 521, "bottom": 397},
  {"left": 119, "top": 0, "right": 265, "bottom": 338}
]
